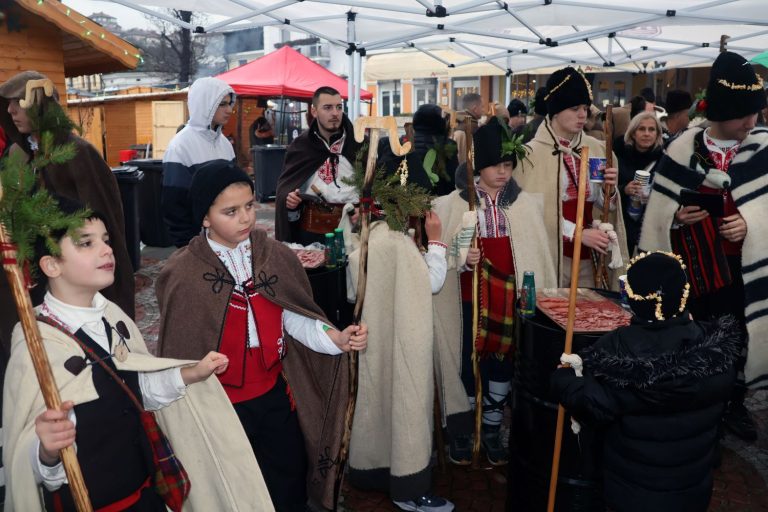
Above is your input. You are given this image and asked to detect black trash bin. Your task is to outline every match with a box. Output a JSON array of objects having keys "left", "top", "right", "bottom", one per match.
[
  {"left": 125, "top": 159, "right": 173, "bottom": 247},
  {"left": 111, "top": 166, "right": 144, "bottom": 272},
  {"left": 251, "top": 145, "right": 286, "bottom": 202}
]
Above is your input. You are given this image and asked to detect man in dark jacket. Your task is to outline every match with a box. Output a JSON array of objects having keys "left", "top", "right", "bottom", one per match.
[
  {"left": 551, "top": 251, "right": 739, "bottom": 512},
  {"left": 275, "top": 86, "right": 362, "bottom": 244}
]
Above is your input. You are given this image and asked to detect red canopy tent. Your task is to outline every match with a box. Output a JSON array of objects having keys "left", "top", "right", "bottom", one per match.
[{"left": 216, "top": 45, "right": 372, "bottom": 100}]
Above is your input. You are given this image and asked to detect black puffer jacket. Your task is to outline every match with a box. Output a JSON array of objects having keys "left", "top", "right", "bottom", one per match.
[{"left": 551, "top": 315, "right": 739, "bottom": 512}]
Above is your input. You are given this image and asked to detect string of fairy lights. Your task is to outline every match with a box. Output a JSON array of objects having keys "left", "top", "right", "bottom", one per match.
[{"left": 30, "top": 0, "right": 144, "bottom": 64}]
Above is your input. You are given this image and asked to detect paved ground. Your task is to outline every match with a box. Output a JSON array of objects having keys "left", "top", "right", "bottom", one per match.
[{"left": 136, "top": 200, "right": 768, "bottom": 511}]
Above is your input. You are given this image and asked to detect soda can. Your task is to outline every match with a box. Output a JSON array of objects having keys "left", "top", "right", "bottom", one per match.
[
  {"left": 324, "top": 232, "right": 337, "bottom": 269},
  {"left": 618, "top": 274, "right": 629, "bottom": 305},
  {"left": 520, "top": 271, "right": 536, "bottom": 318},
  {"left": 334, "top": 227, "right": 346, "bottom": 264}
]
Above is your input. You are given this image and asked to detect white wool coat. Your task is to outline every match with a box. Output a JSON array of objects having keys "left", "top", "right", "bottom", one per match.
[{"left": 3, "top": 300, "right": 274, "bottom": 512}]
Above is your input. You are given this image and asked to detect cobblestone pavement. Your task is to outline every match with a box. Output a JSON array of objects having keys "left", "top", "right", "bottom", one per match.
[{"left": 136, "top": 201, "right": 768, "bottom": 511}]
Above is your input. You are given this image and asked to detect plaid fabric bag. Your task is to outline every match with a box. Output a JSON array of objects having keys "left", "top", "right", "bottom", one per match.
[
  {"left": 670, "top": 220, "right": 732, "bottom": 298},
  {"left": 139, "top": 411, "right": 190, "bottom": 512},
  {"left": 475, "top": 258, "right": 517, "bottom": 355},
  {"left": 36, "top": 315, "right": 191, "bottom": 512}
]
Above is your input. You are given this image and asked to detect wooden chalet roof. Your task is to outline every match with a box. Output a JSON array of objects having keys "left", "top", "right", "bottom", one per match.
[{"left": 15, "top": 0, "right": 141, "bottom": 77}]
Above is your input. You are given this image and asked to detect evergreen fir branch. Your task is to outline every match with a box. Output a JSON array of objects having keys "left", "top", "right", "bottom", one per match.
[
  {"left": 345, "top": 145, "right": 433, "bottom": 233},
  {"left": 0, "top": 100, "right": 86, "bottom": 270}
]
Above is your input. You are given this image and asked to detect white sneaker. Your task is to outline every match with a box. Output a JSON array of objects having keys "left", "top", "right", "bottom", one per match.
[{"left": 392, "top": 494, "right": 455, "bottom": 512}]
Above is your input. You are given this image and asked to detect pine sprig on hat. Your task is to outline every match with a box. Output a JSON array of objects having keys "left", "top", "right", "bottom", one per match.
[
  {"left": 497, "top": 117, "right": 527, "bottom": 163},
  {"left": 0, "top": 105, "right": 86, "bottom": 268},
  {"left": 345, "top": 144, "right": 433, "bottom": 233}
]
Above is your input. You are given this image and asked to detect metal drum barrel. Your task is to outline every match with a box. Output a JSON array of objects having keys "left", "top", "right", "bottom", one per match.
[{"left": 508, "top": 301, "right": 616, "bottom": 512}]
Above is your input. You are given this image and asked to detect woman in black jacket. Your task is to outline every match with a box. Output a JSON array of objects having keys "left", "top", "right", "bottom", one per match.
[
  {"left": 615, "top": 112, "right": 664, "bottom": 255},
  {"left": 551, "top": 251, "right": 740, "bottom": 512}
]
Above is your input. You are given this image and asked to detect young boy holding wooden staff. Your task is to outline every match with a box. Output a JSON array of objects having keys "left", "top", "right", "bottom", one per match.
[{"left": 3, "top": 196, "right": 276, "bottom": 511}]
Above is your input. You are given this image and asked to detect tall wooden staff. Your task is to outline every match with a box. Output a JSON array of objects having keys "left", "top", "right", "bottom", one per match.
[
  {"left": 0, "top": 184, "right": 93, "bottom": 511},
  {"left": 591, "top": 106, "right": 613, "bottom": 289},
  {"left": 333, "top": 117, "right": 410, "bottom": 508},
  {"left": 547, "top": 147, "right": 590, "bottom": 512},
  {"left": 463, "top": 118, "right": 484, "bottom": 468}
]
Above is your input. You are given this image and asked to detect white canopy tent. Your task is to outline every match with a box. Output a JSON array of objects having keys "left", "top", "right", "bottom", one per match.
[{"left": 99, "top": 0, "right": 768, "bottom": 118}]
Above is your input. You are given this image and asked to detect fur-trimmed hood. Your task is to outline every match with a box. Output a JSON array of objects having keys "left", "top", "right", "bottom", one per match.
[{"left": 583, "top": 315, "right": 741, "bottom": 391}]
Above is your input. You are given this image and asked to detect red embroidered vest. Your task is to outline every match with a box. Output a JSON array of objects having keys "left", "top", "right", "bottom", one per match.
[{"left": 216, "top": 278, "right": 286, "bottom": 403}]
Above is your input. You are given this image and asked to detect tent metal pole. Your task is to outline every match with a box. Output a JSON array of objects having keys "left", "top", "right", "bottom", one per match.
[
  {"left": 505, "top": 55, "right": 512, "bottom": 107},
  {"left": 347, "top": 14, "right": 356, "bottom": 118},
  {"left": 354, "top": 50, "right": 362, "bottom": 120}
]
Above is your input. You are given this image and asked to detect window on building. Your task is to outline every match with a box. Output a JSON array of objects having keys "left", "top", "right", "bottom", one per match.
[
  {"left": 452, "top": 77, "right": 480, "bottom": 110},
  {"left": 379, "top": 81, "right": 401, "bottom": 116},
  {"left": 412, "top": 78, "right": 438, "bottom": 110}
]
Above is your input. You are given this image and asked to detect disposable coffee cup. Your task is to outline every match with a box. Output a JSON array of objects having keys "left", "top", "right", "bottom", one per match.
[
  {"left": 634, "top": 170, "right": 651, "bottom": 185},
  {"left": 589, "top": 157, "right": 607, "bottom": 183},
  {"left": 635, "top": 170, "right": 652, "bottom": 197}
]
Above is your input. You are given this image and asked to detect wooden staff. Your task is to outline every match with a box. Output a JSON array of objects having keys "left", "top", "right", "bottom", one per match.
[
  {"left": 333, "top": 116, "right": 410, "bottom": 509},
  {"left": 0, "top": 185, "right": 92, "bottom": 511},
  {"left": 547, "top": 147, "right": 590, "bottom": 512},
  {"left": 592, "top": 105, "right": 613, "bottom": 289},
  {"left": 463, "top": 119, "right": 484, "bottom": 468}
]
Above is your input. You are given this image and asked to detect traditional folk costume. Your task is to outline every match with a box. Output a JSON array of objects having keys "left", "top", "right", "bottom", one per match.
[
  {"left": 275, "top": 115, "right": 362, "bottom": 244},
  {"left": 639, "top": 53, "right": 768, "bottom": 392},
  {"left": 156, "top": 164, "right": 348, "bottom": 511},
  {"left": 432, "top": 118, "right": 557, "bottom": 463},
  {"left": 0, "top": 72, "right": 135, "bottom": 360},
  {"left": 551, "top": 252, "right": 739, "bottom": 512},
  {"left": 3, "top": 294, "right": 274, "bottom": 512},
  {"left": 342, "top": 218, "right": 444, "bottom": 502},
  {"left": 512, "top": 67, "right": 629, "bottom": 290}
]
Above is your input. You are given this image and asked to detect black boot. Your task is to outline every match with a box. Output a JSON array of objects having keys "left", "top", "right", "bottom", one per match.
[{"left": 723, "top": 385, "right": 757, "bottom": 442}]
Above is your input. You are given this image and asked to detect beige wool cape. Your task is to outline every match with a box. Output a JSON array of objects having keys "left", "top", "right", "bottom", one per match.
[
  {"left": 513, "top": 119, "right": 629, "bottom": 290},
  {"left": 2, "top": 300, "right": 274, "bottom": 512},
  {"left": 344, "top": 221, "right": 436, "bottom": 501},
  {"left": 432, "top": 178, "right": 557, "bottom": 435}
]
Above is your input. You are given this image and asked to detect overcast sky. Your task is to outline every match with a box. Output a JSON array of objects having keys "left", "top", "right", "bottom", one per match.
[{"left": 63, "top": 0, "right": 155, "bottom": 30}]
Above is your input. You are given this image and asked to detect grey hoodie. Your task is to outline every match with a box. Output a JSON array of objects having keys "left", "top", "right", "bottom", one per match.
[{"left": 162, "top": 77, "right": 236, "bottom": 247}]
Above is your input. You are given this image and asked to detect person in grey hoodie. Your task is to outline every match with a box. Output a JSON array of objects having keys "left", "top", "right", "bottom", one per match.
[{"left": 162, "top": 77, "right": 236, "bottom": 247}]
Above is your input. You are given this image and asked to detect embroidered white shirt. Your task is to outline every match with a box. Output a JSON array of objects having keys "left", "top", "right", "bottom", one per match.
[{"left": 206, "top": 234, "right": 341, "bottom": 355}]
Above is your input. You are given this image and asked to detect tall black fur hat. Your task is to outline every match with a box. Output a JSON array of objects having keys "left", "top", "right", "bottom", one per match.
[
  {"left": 473, "top": 116, "right": 516, "bottom": 173},
  {"left": 533, "top": 86, "right": 548, "bottom": 116},
  {"left": 626, "top": 251, "right": 690, "bottom": 322},
  {"left": 544, "top": 67, "right": 592, "bottom": 118},
  {"left": 706, "top": 51, "right": 766, "bottom": 121}
]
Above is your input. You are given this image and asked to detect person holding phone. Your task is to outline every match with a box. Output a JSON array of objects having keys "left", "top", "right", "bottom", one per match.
[{"left": 639, "top": 51, "right": 768, "bottom": 442}]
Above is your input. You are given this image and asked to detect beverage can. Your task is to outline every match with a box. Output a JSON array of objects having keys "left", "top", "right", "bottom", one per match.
[
  {"left": 334, "top": 227, "right": 346, "bottom": 264},
  {"left": 520, "top": 271, "right": 536, "bottom": 318},
  {"left": 618, "top": 274, "right": 629, "bottom": 305},
  {"left": 324, "top": 233, "right": 337, "bottom": 269}
]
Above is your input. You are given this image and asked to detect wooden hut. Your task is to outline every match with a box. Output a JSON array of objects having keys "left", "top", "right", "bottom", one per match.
[
  {"left": 0, "top": 0, "right": 140, "bottom": 96},
  {"left": 67, "top": 88, "right": 189, "bottom": 166}
]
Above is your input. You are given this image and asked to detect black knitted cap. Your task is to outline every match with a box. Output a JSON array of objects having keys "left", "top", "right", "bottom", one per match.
[{"left": 189, "top": 161, "right": 254, "bottom": 227}]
